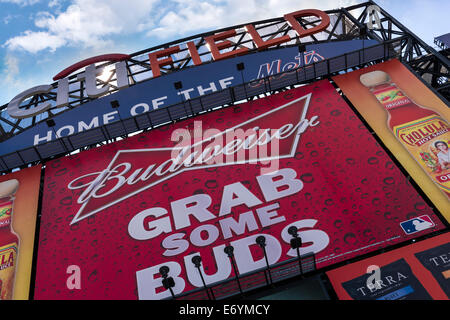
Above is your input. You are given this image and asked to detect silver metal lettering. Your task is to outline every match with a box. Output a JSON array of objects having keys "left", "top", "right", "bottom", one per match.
[
  {"left": 77, "top": 64, "right": 110, "bottom": 98},
  {"left": 7, "top": 84, "right": 53, "bottom": 119}
]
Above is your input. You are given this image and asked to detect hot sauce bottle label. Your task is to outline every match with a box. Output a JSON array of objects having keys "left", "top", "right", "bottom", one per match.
[
  {"left": 371, "top": 83, "right": 450, "bottom": 197},
  {"left": 0, "top": 243, "right": 18, "bottom": 300},
  {"left": 374, "top": 85, "right": 412, "bottom": 110},
  {"left": 393, "top": 115, "right": 450, "bottom": 196},
  {"left": 0, "top": 201, "right": 13, "bottom": 228}
]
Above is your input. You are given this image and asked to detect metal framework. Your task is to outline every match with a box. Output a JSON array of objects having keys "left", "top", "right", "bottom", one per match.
[
  {"left": 0, "top": 41, "right": 399, "bottom": 173},
  {"left": 0, "top": 0, "right": 448, "bottom": 174},
  {"left": 165, "top": 253, "right": 316, "bottom": 300},
  {"left": 351, "top": 3, "right": 450, "bottom": 100}
]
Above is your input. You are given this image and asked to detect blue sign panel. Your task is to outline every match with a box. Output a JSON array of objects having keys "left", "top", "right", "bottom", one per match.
[{"left": 0, "top": 40, "right": 378, "bottom": 156}]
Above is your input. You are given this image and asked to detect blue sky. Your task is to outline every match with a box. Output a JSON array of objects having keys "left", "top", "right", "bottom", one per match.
[{"left": 0, "top": 0, "right": 449, "bottom": 106}]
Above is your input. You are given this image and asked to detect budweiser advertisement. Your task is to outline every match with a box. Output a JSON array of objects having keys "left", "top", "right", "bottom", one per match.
[
  {"left": 333, "top": 59, "right": 450, "bottom": 222},
  {"left": 326, "top": 232, "right": 450, "bottom": 300},
  {"left": 34, "top": 80, "right": 445, "bottom": 299},
  {"left": 0, "top": 165, "right": 41, "bottom": 300}
]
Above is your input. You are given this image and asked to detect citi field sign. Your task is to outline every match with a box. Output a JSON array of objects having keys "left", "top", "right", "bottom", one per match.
[
  {"left": 0, "top": 8, "right": 378, "bottom": 157},
  {"left": 34, "top": 80, "right": 445, "bottom": 300}
]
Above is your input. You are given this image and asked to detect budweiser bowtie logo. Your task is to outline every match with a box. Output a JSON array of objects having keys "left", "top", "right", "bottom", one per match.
[{"left": 68, "top": 93, "right": 318, "bottom": 225}]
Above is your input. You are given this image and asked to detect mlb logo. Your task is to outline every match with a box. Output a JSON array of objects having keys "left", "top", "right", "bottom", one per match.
[{"left": 400, "top": 215, "right": 435, "bottom": 235}]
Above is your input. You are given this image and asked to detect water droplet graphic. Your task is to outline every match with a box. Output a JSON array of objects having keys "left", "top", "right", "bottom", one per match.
[
  {"left": 205, "top": 180, "right": 218, "bottom": 189},
  {"left": 55, "top": 168, "right": 68, "bottom": 176},
  {"left": 294, "top": 152, "right": 304, "bottom": 160},
  {"left": 300, "top": 173, "right": 314, "bottom": 183},
  {"left": 334, "top": 219, "right": 342, "bottom": 229},
  {"left": 51, "top": 160, "right": 61, "bottom": 168},
  {"left": 60, "top": 196, "right": 72, "bottom": 206},
  {"left": 330, "top": 110, "right": 342, "bottom": 117},
  {"left": 344, "top": 233, "right": 357, "bottom": 245},
  {"left": 88, "top": 270, "right": 98, "bottom": 282},
  {"left": 385, "top": 161, "right": 394, "bottom": 170},
  {"left": 414, "top": 202, "right": 427, "bottom": 211}
]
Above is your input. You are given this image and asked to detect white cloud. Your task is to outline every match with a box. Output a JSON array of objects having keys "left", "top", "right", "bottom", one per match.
[
  {"left": 0, "top": 0, "right": 40, "bottom": 6},
  {"left": 148, "top": 0, "right": 360, "bottom": 39},
  {"left": 48, "top": 0, "right": 60, "bottom": 7},
  {"left": 47, "top": 0, "right": 65, "bottom": 13},
  {"left": 5, "top": 30, "right": 67, "bottom": 53},
  {"left": 0, "top": 54, "right": 38, "bottom": 104},
  {"left": 4, "top": 55, "right": 19, "bottom": 81},
  {"left": 4, "top": 0, "right": 158, "bottom": 53},
  {"left": 3, "top": 14, "right": 15, "bottom": 24},
  {"left": 4, "top": 0, "right": 361, "bottom": 54}
]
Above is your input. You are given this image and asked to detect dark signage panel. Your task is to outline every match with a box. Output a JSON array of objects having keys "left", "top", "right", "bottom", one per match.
[{"left": 327, "top": 233, "right": 450, "bottom": 300}]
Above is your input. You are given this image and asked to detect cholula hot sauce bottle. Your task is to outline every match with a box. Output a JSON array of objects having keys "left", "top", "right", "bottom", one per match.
[
  {"left": 0, "top": 179, "right": 20, "bottom": 300},
  {"left": 360, "top": 70, "right": 450, "bottom": 199}
]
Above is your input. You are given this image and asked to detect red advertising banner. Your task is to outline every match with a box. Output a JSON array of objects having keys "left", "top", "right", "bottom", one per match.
[
  {"left": 34, "top": 80, "right": 445, "bottom": 299},
  {"left": 326, "top": 232, "right": 450, "bottom": 300}
]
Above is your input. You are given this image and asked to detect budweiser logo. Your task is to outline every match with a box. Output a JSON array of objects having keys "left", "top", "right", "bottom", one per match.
[{"left": 68, "top": 93, "right": 318, "bottom": 225}]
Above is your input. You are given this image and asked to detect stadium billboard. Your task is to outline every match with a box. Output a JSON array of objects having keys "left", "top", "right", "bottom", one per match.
[
  {"left": 333, "top": 59, "right": 450, "bottom": 223},
  {"left": 33, "top": 80, "right": 445, "bottom": 300}
]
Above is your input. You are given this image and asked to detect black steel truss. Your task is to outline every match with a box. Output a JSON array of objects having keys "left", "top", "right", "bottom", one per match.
[
  {"left": 345, "top": 1, "right": 450, "bottom": 100},
  {"left": 408, "top": 48, "right": 450, "bottom": 98},
  {"left": 0, "top": 41, "right": 400, "bottom": 174},
  {"left": 163, "top": 252, "right": 316, "bottom": 301}
]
